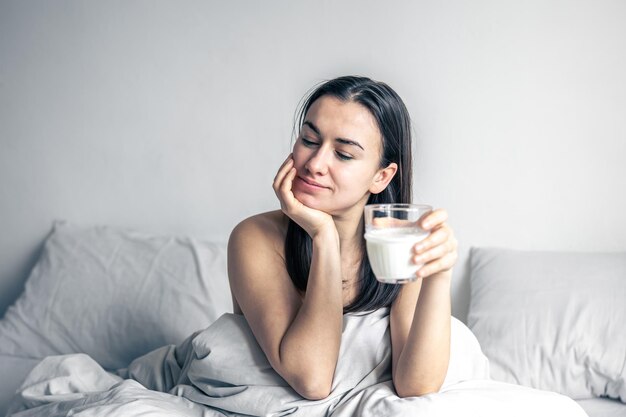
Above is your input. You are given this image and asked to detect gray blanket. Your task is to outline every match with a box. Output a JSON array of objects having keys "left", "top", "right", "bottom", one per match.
[{"left": 7, "top": 309, "right": 587, "bottom": 416}]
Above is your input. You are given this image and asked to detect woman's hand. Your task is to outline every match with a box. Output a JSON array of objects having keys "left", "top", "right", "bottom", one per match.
[
  {"left": 412, "top": 208, "right": 458, "bottom": 279},
  {"left": 273, "top": 154, "right": 336, "bottom": 239}
]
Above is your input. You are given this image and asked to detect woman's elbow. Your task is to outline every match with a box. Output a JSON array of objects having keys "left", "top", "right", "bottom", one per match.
[
  {"left": 291, "top": 375, "right": 333, "bottom": 400},
  {"left": 298, "top": 385, "right": 332, "bottom": 401},
  {"left": 394, "top": 381, "right": 443, "bottom": 398}
]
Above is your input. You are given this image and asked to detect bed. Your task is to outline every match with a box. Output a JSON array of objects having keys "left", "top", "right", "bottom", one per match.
[{"left": 0, "top": 220, "right": 624, "bottom": 416}]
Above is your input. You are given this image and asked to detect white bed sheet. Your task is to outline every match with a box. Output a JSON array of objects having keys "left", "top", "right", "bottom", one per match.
[{"left": 577, "top": 398, "right": 626, "bottom": 417}]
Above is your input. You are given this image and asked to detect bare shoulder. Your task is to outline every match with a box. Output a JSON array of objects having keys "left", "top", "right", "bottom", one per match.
[
  {"left": 228, "top": 210, "right": 300, "bottom": 315},
  {"left": 228, "top": 210, "right": 288, "bottom": 261}
]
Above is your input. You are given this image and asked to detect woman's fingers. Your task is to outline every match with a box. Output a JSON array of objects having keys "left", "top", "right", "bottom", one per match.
[
  {"left": 413, "top": 234, "right": 457, "bottom": 263},
  {"left": 419, "top": 208, "right": 448, "bottom": 230},
  {"left": 273, "top": 154, "right": 294, "bottom": 183},
  {"left": 273, "top": 159, "right": 296, "bottom": 208},
  {"left": 413, "top": 224, "right": 454, "bottom": 254},
  {"left": 279, "top": 167, "right": 298, "bottom": 210},
  {"left": 411, "top": 221, "right": 458, "bottom": 278},
  {"left": 281, "top": 167, "right": 296, "bottom": 192},
  {"left": 415, "top": 250, "right": 458, "bottom": 278},
  {"left": 272, "top": 155, "right": 301, "bottom": 218},
  {"left": 273, "top": 157, "right": 294, "bottom": 190}
]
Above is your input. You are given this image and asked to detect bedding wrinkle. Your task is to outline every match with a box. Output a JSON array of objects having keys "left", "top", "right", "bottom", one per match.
[
  {"left": 103, "top": 238, "right": 123, "bottom": 275},
  {"left": 587, "top": 351, "right": 626, "bottom": 402},
  {"left": 585, "top": 362, "right": 616, "bottom": 401},
  {"left": 186, "top": 238, "right": 218, "bottom": 312},
  {"left": 616, "top": 351, "right": 626, "bottom": 401},
  {"left": 129, "top": 239, "right": 172, "bottom": 304},
  {"left": 42, "top": 242, "right": 66, "bottom": 332},
  {"left": 188, "top": 238, "right": 212, "bottom": 296},
  {"left": 70, "top": 228, "right": 116, "bottom": 273}
]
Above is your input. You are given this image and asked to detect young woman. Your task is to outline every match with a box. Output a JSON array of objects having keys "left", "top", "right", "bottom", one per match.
[{"left": 227, "top": 75, "right": 458, "bottom": 400}]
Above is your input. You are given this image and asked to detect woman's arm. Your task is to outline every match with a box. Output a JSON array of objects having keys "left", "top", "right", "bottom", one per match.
[
  {"left": 389, "top": 208, "right": 458, "bottom": 397},
  {"left": 228, "top": 156, "right": 344, "bottom": 400},
  {"left": 228, "top": 220, "right": 343, "bottom": 400},
  {"left": 278, "top": 226, "right": 343, "bottom": 398}
]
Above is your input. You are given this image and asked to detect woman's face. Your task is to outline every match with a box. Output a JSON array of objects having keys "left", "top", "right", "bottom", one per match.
[{"left": 292, "top": 95, "right": 395, "bottom": 216}]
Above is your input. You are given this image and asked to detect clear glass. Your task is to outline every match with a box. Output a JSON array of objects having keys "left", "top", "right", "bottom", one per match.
[{"left": 364, "top": 203, "right": 433, "bottom": 284}]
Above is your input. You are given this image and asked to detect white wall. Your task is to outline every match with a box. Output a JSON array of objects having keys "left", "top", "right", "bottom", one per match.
[{"left": 1, "top": 0, "right": 625, "bottom": 321}]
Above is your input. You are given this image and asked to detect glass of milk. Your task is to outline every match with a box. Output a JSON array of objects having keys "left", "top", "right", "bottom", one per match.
[{"left": 364, "top": 203, "right": 432, "bottom": 284}]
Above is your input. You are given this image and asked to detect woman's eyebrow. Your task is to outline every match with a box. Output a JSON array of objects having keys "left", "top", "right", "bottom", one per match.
[
  {"left": 303, "top": 121, "right": 321, "bottom": 135},
  {"left": 303, "top": 120, "right": 365, "bottom": 151},
  {"left": 336, "top": 138, "right": 364, "bottom": 151}
]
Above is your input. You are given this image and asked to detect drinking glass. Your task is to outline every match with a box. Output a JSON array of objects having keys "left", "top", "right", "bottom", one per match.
[{"left": 364, "top": 203, "right": 432, "bottom": 283}]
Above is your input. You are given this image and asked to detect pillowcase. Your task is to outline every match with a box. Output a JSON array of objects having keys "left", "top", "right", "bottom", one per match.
[
  {"left": 0, "top": 220, "right": 232, "bottom": 370},
  {"left": 467, "top": 247, "right": 626, "bottom": 402}
]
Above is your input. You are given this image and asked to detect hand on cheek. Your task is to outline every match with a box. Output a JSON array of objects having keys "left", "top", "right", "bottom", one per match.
[{"left": 272, "top": 154, "right": 336, "bottom": 239}]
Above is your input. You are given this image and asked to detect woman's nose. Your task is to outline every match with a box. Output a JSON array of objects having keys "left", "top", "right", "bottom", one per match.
[{"left": 304, "top": 147, "right": 330, "bottom": 176}]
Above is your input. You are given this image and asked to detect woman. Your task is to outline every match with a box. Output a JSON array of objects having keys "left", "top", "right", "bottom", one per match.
[{"left": 227, "top": 75, "right": 458, "bottom": 400}]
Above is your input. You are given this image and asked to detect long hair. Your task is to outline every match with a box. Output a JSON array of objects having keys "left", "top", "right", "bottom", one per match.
[{"left": 285, "top": 75, "right": 413, "bottom": 313}]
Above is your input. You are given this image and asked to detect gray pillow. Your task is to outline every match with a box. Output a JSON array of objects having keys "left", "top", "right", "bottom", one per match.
[
  {"left": 0, "top": 220, "right": 232, "bottom": 370},
  {"left": 467, "top": 247, "right": 626, "bottom": 402}
]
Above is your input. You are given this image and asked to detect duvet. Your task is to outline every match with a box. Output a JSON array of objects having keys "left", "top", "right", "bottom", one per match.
[{"left": 7, "top": 308, "right": 586, "bottom": 417}]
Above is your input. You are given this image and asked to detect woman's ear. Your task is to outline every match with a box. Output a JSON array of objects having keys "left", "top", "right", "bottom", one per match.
[{"left": 370, "top": 163, "right": 398, "bottom": 194}]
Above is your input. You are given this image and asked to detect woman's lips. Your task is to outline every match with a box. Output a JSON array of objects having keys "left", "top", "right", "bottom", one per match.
[{"left": 295, "top": 176, "right": 329, "bottom": 190}]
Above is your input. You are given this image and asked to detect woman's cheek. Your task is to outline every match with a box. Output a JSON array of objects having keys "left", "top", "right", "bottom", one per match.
[
  {"left": 343, "top": 169, "right": 371, "bottom": 194},
  {"left": 292, "top": 145, "right": 307, "bottom": 171}
]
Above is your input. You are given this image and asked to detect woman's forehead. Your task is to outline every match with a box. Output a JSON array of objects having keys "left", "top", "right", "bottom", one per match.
[{"left": 304, "top": 96, "right": 382, "bottom": 150}]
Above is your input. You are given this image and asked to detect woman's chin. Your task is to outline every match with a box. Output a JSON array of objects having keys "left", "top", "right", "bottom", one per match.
[{"left": 292, "top": 191, "right": 327, "bottom": 212}]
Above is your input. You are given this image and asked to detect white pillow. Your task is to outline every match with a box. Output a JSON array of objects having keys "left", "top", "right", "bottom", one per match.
[
  {"left": 0, "top": 220, "right": 232, "bottom": 370},
  {"left": 467, "top": 247, "right": 626, "bottom": 402}
]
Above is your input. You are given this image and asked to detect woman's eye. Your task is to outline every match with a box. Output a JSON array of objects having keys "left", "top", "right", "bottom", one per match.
[{"left": 300, "top": 137, "right": 352, "bottom": 160}]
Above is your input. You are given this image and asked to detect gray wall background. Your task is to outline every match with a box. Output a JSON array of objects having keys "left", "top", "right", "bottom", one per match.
[{"left": 1, "top": 0, "right": 625, "bottom": 322}]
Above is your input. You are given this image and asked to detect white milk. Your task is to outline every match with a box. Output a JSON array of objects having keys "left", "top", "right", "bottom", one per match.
[{"left": 365, "top": 228, "right": 429, "bottom": 283}]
